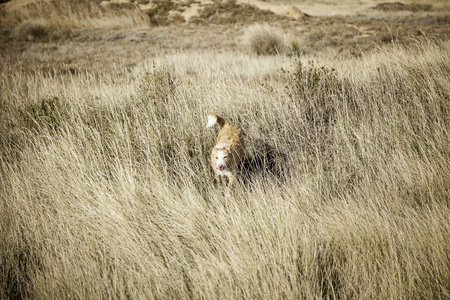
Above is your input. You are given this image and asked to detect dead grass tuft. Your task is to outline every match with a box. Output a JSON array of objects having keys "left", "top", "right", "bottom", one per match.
[{"left": 244, "top": 23, "right": 286, "bottom": 55}]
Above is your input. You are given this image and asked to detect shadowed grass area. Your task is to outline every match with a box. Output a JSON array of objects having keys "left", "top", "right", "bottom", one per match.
[{"left": 0, "top": 40, "right": 449, "bottom": 299}]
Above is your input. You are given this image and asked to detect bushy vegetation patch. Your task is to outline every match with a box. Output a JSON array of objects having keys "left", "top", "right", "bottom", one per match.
[
  {"left": 244, "top": 23, "right": 286, "bottom": 55},
  {"left": 191, "top": 0, "right": 284, "bottom": 25},
  {"left": 145, "top": 0, "right": 185, "bottom": 26}
]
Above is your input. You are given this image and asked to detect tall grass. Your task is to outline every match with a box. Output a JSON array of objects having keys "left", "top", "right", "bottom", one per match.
[
  {"left": 0, "top": 0, "right": 150, "bottom": 29},
  {"left": 1, "top": 41, "right": 449, "bottom": 299}
]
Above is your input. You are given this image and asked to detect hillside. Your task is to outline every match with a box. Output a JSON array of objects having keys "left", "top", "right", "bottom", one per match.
[{"left": 1, "top": 0, "right": 450, "bottom": 73}]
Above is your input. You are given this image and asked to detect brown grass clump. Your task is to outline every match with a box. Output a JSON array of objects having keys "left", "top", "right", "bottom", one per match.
[
  {"left": 144, "top": 0, "right": 186, "bottom": 26},
  {"left": 12, "top": 20, "right": 53, "bottom": 41},
  {"left": 373, "top": 2, "right": 432, "bottom": 12},
  {"left": 244, "top": 23, "right": 286, "bottom": 55}
]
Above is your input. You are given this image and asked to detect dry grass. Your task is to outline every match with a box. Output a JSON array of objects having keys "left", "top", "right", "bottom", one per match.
[
  {"left": 190, "top": 0, "right": 284, "bottom": 25},
  {"left": 243, "top": 23, "right": 302, "bottom": 56},
  {"left": 1, "top": 39, "right": 449, "bottom": 299},
  {"left": 274, "top": 0, "right": 450, "bottom": 16},
  {"left": 0, "top": 0, "right": 150, "bottom": 29},
  {"left": 244, "top": 23, "right": 286, "bottom": 55}
]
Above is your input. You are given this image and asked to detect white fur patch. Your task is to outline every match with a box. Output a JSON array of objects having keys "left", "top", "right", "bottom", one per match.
[
  {"left": 215, "top": 142, "right": 229, "bottom": 150},
  {"left": 215, "top": 169, "right": 231, "bottom": 177},
  {"left": 206, "top": 114, "right": 217, "bottom": 128},
  {"left": 216, "top": 150, "right": 227, "bottom": 169}
]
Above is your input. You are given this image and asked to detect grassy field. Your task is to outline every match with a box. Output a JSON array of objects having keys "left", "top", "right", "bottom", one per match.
[{"left": 1, "top": 0, "right": 449, "bottom": 299}]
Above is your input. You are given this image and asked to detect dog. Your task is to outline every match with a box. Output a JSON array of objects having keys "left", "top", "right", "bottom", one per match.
[{"left": 207, "top": 112, "right": 245, "bottom": 188}]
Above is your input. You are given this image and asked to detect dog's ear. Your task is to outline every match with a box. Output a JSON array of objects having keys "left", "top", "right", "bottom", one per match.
[{"left": 207, "top": 113, "right": 218, "bottom": 128}]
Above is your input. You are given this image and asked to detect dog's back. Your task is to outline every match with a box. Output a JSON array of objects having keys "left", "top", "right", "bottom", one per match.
[{"left": 207, "top": 113, "right": 245, "bottom": 187}]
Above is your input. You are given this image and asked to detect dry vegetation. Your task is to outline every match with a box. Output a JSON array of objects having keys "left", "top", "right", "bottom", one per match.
[
  {"left": 1, "top": 0, "right": 449, "bottom": 299},
  {"left": 0, "top": 0, "right": 150, "bottom": 29}
]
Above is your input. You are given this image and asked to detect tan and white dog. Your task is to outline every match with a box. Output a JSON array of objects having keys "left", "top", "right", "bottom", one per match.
[{"left": 207, "top": 112, "right": 245, "bottom": 188}]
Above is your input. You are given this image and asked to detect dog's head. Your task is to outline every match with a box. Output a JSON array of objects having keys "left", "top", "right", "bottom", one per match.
[
  {"left": 212, "top": 142, "right": 232, "bottom": 172},
  {"left": 215, "top": 149, "right": 231, "bottom": 171}
]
